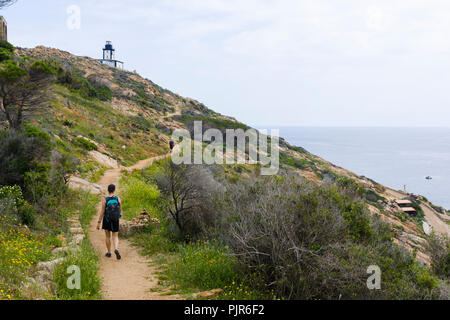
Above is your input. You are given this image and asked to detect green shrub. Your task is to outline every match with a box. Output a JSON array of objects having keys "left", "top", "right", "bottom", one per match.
[
  {"left": 0, "top": 40, "right": 14, "bottom": 53},
  {"left": 130, "top": 225, "right": 178, "bottom": 256},
  {"left": 17, "top": 202, "right": 35, "bottom": 226},
  {"left": 0, "top": 218, "right": 51, "bottom": 299},
  {"left": 120, "top": 176, "right": 160, "bottom": 220},
  {"left": 56, "top": 67, "right": 113, "bottom": 101},
  {"left": 0, "top": 48, "right": 12, "bottom": 62},
  {"left": 279, "top": 152, "right": 313, "bottom": 169},
  {"left": 180, "top": 115, "right": 250, "bottom": 133},
  {"left": 77, "top": 191, "right": 100, "bottom": 229},
  {"left": 62, "top": 120, "right": 74, "bottom": 128},
  {"left": 91, "top": 82, "right": 113, "bottom": 101},
  {"left": 53, "top": 192, "right": 100, "bottom": 300},
  {"left": 53, "top": 241, "right": 101, "bottom": 300},
  {"left": 0, "top": 126, "right": 52, "bottom": 188},
  {"left": 0, "top": 185, "right": 35, "bottom": 226},
  {"left": 426, "top": 234, "right": 450, "bottom": 279},
  {"left": 0, "top": 41, "right": 14, "bottom": 63},
  {"left": 214, "top": 175, "right": 439, "bottom": 300},
  {"left": 166, "top": 241, "right": 240, "bottom": 291},
  {"left": 343, "top": 202, "right": 374, "bottom": 242},
  {"left": 130, "top": 115, "right": 155, "bottom": 132},
  {"left": 30, "top": 60, "right": 57, "bottom": 76},
  {"left": 24, "top": 166, "right": 52, "bottom": 205},
  {"left": 410, "top": 199, "right": 425, "bottom": 220},
  {"left": 90, "top": 166, "right": 107, "bottom": 183},
  {"left": 74, "top": 137, "right": 98, "bottom": 151}
]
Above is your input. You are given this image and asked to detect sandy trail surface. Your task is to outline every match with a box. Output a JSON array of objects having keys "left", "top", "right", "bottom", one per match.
[{"left": 88, "top": 154, "right": 181, "bottom": 300}]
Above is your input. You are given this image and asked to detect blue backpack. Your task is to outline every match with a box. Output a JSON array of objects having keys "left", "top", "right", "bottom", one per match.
[{"left": 105, "top": 196, "right": 121, "bottom": 224}]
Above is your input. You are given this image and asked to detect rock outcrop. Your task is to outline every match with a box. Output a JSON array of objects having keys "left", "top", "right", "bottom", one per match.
[
  {"left": 68, "top": 176, "right": 105, "bottom": 194},
  {"left": 119, "top": 210, "right": 160, "bottom": 237},
  {"left": 89, "top": 150, "right": 119, "bottom": 169}
]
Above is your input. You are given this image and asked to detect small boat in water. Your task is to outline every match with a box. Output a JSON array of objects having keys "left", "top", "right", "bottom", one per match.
[{"left": 425, "top": 176, "right": 433, "bottom": 180}]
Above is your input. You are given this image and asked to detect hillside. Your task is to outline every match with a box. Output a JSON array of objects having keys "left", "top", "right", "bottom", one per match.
[{"left": 14, "top": 45, "right": 450, "bottom": 266}]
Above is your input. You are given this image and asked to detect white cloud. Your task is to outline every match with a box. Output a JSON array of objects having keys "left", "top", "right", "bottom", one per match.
[{"left": 8, "top": 0, "right": 450, "bottom": 126}]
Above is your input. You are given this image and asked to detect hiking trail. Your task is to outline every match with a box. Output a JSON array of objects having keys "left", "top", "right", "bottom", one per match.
[{"left": 88, "top": 154, "right": 182, "bottom": 300}]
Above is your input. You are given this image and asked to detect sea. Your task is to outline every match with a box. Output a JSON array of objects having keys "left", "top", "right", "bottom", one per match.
[{"left": 273, "top": 127, "right": 450, "bottom": 210}]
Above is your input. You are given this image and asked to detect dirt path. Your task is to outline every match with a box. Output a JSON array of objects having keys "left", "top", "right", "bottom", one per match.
[
  {"left": 126, "top": 154, "right": 169, "bottom": 172},
  {"left": 88, "top": 154, "right": 181, "bottom": 300},
  {"left": 420, "top": 203, "right": 450, "bottom": 236}
]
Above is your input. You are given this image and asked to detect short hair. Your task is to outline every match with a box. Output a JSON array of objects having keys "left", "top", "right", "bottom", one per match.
[{"left": 108, "top": 184, "right": 116, "bottom": 194}]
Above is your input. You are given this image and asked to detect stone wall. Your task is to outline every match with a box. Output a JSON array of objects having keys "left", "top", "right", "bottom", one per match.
[{"left": 21, "top": 214, "right": 84, "bottom": 297}]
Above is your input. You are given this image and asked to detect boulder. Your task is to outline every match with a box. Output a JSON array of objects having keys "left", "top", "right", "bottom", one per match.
[
  {"left": 89, "top": 150, "right": 119, "bottom": 168},
  {"left": 68, "top": 176, "right": 105, "bottom": 194},
  {"left": 67, "top": 218, "right": 80, "bottom": 224},
  {"left": 37, "top": 258, "right": 65, "bottom": 274},
  {"left": 51, "top": 247, "right": 65, "bottom": 255},
  {"left": 71, "top": 234, "right": 85, "bottom": 245},
  {"left": 69, "top": 227, "right": 83, "bottom": 234},
  {"left": 51, "top": 246, "right": 81, "bottom": 255},
  {"left": 70, "top": 222, "right": 82, "bottom": 229}
]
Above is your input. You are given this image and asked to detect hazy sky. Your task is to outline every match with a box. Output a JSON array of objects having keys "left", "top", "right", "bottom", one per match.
[{"left": 3, "top": 0, "right": 450, "bottom": 127}]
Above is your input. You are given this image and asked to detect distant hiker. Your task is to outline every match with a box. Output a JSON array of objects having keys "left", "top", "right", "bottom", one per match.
[
  {"left": 97, "top": 184, "right": 122, "bottom": 260},
  {"left": 169, "top": 140, "right": 175, "bottom": 151}
]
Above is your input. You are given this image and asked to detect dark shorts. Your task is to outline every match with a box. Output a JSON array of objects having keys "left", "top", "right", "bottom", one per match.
[{"left": 102, "top": 217, "right": 120, "bottom": 233}]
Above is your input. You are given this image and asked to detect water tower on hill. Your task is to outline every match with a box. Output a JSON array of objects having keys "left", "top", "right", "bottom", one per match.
[{"left": 98, "top": 41, "right": 124, "bottom": 69}]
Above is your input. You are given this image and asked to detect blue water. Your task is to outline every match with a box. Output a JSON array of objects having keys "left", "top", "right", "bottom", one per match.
[{"left": 276, "top": 127, "right": 450, "bottom": 210}]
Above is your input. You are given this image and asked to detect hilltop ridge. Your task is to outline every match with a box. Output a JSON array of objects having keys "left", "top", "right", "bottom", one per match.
[{"left": 14, "top": 45, "right": 450, "bottom": 264}]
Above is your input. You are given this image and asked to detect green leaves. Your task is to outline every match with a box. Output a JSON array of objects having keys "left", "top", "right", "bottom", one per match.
[
  {"left": 0, "top": 40, "right": 14, "bottom": 53},
  {"left": 0, "top": 55, "right": 56, "bottom": 84},
  {"left": 30, "top": 60, "right": 57, "bottom": 75},
  {"left": 0, "top": 60, "right": 27, "bottom": 82},
  {"left": 74, "top": 137, "right": 98, "bottom": 151},
  {"left": 0, "top": 48, "right": 13, "bottom": 63}
]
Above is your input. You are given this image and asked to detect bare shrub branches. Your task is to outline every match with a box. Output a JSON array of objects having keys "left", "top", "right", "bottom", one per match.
[
  {"left": 426, "top": 234, "right": 450, "bottom": 279},
  {"left": 155, "top": 161, "right": 223, "bottom": 239},
  {"left": 214, "top": 175, "right": 437, "bottom": 299}
]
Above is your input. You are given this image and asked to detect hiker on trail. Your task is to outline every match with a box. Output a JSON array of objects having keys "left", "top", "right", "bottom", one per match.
[
  {"left": 97, "top": 184, "right": 122, "bottom": 260},
  {"left": 169, "top": 140, "right": 175, "bottom": 152}
]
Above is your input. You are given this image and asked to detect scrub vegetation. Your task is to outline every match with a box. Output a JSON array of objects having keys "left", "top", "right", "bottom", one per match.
[
  {"left": 1, "top": 39, "right": 448, "bottom": 301},
  {"left": 120, "top": 159, "right": 449, "bottom": 300},
  {"left": 0, "top": 41, "right": 100, "bottom": 300}
]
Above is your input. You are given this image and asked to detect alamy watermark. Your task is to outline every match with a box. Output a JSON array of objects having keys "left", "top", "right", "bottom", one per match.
[
  {"left": 367, "top": 265, "right": 381, "bottom": 290},
  {"left": 67, "top": 265, "right": 81, "bottom": 290},
  {"left": 171, "top": 121, "right": 280, "bottom": 175},
  {"left": 67, "top": 5, "right": 81, "bottom": 30}
]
